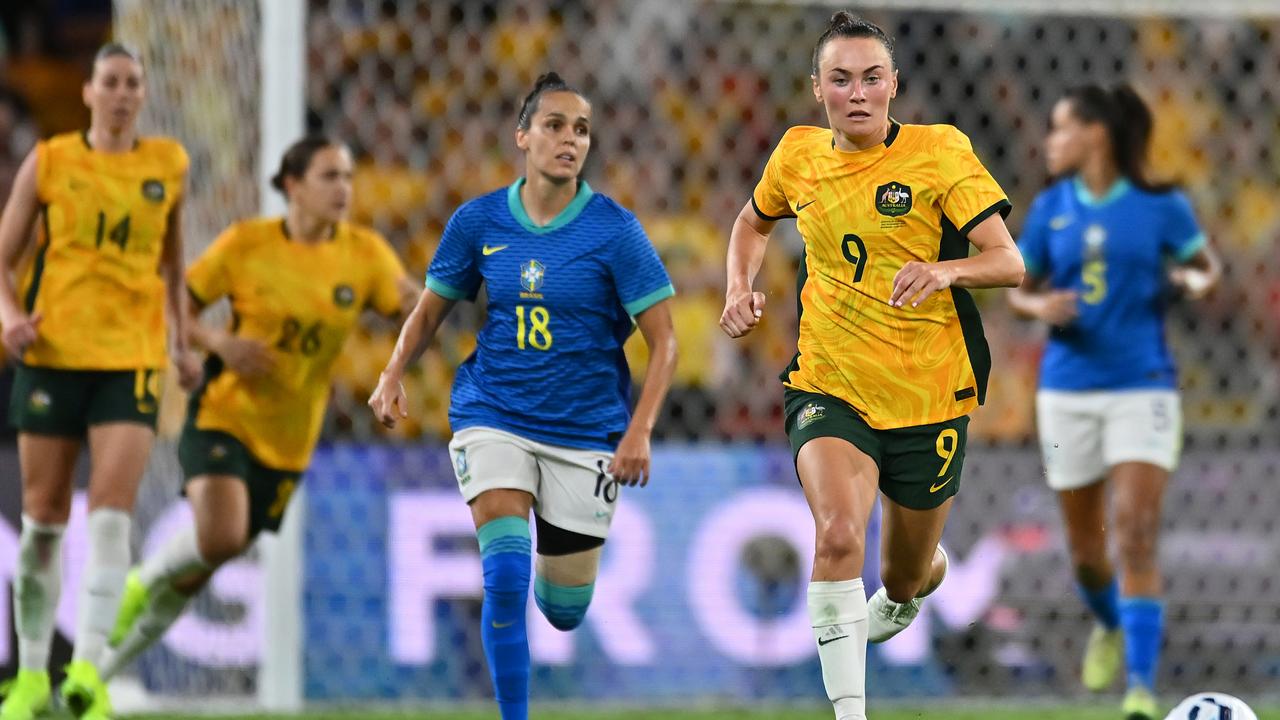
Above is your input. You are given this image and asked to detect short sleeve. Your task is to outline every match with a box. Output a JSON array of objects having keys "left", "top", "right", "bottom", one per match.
[
  {"left": 935, "top": 126, "right": 1012, "bottom": 235},
  {"left": 33, "top": 140, "right": 51, "bottom": 204},
  {"left": 1161, "top": 191, "right": 1206, "bottom": 263},
  {"left": 610, "top": 215, "right": 675, "bottom": 317},
  {"left": 364, "top": 231, "right": 409, "bottom": 316},
  {"left": 186, "top": 224, "right": 237, "bottom": 305},
  {"left": 424, "top": 206, "right": 481, "bottom": 301},
  {"left": 751, "top": 133, "right": 795, "bottom": 221},
  {"left": 1016, "top": 192, "right": 1053, "bottom": 278}
]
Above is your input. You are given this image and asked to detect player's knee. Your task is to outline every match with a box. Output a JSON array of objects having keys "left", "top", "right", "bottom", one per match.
[
  {"left": 534, "top": 576, "right": 594, "bottom": 631},
  {"left": 196, "top": 528, "right": 249, "bottom": 568},
  {"left": 814, "top": 517, "right": 864, "bottom": 565},
  {"left": 478, "top": 516, "right": 532, "bottom": 602}
]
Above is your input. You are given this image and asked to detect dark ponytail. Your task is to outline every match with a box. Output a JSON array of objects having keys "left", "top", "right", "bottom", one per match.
[
  {"left": 270, "top": 136, "right": 343, "bottom": 196},
  {"left": 1063, "top": 83, "right": 1173, "bottom": 192},
  {"left": 516, "top": 72, "right": 585, "bottom": 130},
  {"left": 811, "top": 11, "right": 896, "bottom": 76}
]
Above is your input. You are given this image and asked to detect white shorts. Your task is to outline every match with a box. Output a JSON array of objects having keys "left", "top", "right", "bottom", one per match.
[
  {"left": 1035, "top": 389, "right": 1182, "bottom": 491},
  {"left": 447, "top": 426, "right": 618, "bottom": 539}
]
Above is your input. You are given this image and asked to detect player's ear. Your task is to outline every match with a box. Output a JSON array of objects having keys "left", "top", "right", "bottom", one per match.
[
  {"left": 514, "top": 127, "right": 530, "bottom": 152},
  {"left": 82, "top": 80, "right": 94, "bottom": 110},
  {"left": 811, "top": 74, "right": 822, "bottom": 104},
  {"left": 889, "top": 69, "right": 899, "bottom": 100}
]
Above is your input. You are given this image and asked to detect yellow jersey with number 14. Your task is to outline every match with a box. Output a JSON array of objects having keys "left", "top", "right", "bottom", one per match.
[
  {"left": 186, "top": 218, "right": 407, "bottom": 471},
  {"left": 22, "top": 131, "right": 189, "bottom": 370},
  {"left": 753, "top": 122, "right": 1010, "bottom": 429}
]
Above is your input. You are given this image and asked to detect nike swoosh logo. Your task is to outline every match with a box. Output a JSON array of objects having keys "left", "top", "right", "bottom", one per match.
[
  {"left": 491, "top": 619, "right": 515, "bottom": 629},
  {"left": 929, "top": 476, "right": 955, "bottom": 493},
  {"left": 796, "top": 199, "right": 817, "bottom": 211},
  {"left": 817, "top": 634, "right": 848, "bottom": 646},
  {"left": 482, "top": 244, "right": 509, "bottom": 256}
]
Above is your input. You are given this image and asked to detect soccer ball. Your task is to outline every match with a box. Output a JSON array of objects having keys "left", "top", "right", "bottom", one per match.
[{"left": 1163, "top": 692, "right": 1258, "bottom": 720}]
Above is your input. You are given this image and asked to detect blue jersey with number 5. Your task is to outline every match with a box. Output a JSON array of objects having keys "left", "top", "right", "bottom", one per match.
[
  {"left": 426, "top": 179, "right": 675, "bottom": 450},
  {"left": 1018, "top": 177, "right": 1204, "bottom": 391}
]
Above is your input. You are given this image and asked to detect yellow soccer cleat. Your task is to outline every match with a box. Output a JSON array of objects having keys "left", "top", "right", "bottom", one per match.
[
  {"left": 1123, "top": 685, "right": 1159, "bottom": 720},
  {"left": 1081, "top": 624, "right": 1123, "bottom": 691},
  {"left": 0, "top": 670, "right": 51, "bottom": 720},
  {"left": 109, "top": 569, "right": 147, "bottom": 647},
  {"left": 59, "top": 660, "right": 112, "bottom": 719}
]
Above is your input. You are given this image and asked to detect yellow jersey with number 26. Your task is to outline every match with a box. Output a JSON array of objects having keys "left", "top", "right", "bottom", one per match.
[
  {"left": 22, "top": 131, "right": 189, "bottom": 370},
  {"left": 753, "top": 122, "right": 1010, "bottom": 429},
  {"left": 186, "top": 218, "right": 407, "bottom": 471}
]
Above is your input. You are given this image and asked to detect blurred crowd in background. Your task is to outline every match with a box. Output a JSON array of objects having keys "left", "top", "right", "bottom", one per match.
[{"left": 3, "top": 0, "right": 1279, "bottom": 449}]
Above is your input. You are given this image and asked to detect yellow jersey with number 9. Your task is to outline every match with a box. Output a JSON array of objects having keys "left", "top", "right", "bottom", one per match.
[
  {"left": 753, "top": 123, "right": 1010, "bottom": 429},
  {"left": 21, "top": 132, "right": 189, "bottom": 370},
  {"left": 186, "top": 218, "right": 407, "bottom": 471}
]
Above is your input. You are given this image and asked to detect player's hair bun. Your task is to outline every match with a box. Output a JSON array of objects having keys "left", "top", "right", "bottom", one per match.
[
  {"left": 516, "top": 72, "right": 583, "bottom": 130},
  {"left": 811, "top": 12, "right": 896, "bottom": 75}
]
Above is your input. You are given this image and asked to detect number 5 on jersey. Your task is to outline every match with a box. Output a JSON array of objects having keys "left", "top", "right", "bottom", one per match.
[{"left": 515, "top": 305, "right": 553, "bottom": 350}]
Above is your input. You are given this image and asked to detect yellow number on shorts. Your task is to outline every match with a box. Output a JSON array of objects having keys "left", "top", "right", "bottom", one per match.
[
  {"left": 267, "top": 478, "right": 297, "bottom": 519},
  {"left": 515, "top": 305, "right": 553, "bottom": 350},
  {"left": 935, "top": 428, "right": 959, "bottom": 477},
  {"left": 134, "top": 368, "right": 161, "bottom": 414},
  {"left": 1082, "top": 260, "right": 1107, "bottom": 305}
]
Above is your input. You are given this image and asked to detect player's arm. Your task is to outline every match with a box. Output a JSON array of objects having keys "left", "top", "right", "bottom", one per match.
[
  {"left": 721, "top": 199, "right": 776, "bottom": 338},
  {"left": 611, "top": 299, "right": 677, "bottom": 487},
  {"left": 185, "top": 289, "right": 274, "bottom": 380},
  {"left": 1008, "top": 273, "right": 1079, "bottom": 326},
  {"left": 0, "top": 148, "right": 42, "bottom": 355},
  {"left": 890, "top": 212, "right": 1025, "bottom": 308},
  {"left": 160, "top": 196, "right": 202, "bottom": 389},
  {"left": 1168, "top": 243, "right": 1222, "bottom": 300},
  {"left": 368, "top": 287, "right": 457, "bottom": 427}
]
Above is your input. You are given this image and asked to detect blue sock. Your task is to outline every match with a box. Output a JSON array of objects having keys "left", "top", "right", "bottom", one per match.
[
  {"left": 477, "top": 517, "right": 531, "bottom": 720},
  {"left": 1119, "top": 597, "right": 1164, "bottom": 690},
  {"left": 1077, "top": 578, "right": 1120, "bottom": 630},
  {"left": 533, "top": 576, "right": 595, "bottom": 631}
]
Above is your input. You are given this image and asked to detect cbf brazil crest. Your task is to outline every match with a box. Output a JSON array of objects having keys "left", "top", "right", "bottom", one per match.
[{"left": 520, "top": 260, "right": 545, "bottom": 292}]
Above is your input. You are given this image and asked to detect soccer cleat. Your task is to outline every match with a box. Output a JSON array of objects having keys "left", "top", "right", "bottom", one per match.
[
  {"left": 0, "top": 670, "right": 51, "bottom": 720},
  {"left": 1081, "top": 624, "right": 1123, "bottom": 691},
  {"left": 109, "top": 569, "right": 146, "bottom": 647},
  {"left": 59, "top": 660, "right": 112, "bottom": 719},
  {"left": 867, "top": 588, "right": 922, "bottom": 643},
  {"left": 1123, "top": 685, "right": 1159, "bottom": 720}
]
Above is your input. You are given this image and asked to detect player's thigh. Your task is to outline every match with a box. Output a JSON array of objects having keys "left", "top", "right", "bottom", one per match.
[
  {"left": 9, "top": 365, "right": 92, "bottom": 437},
  {"left": 1036, "top": 390, "right": 1108, "bottom": 491},
  {"left": 785, "top": 389, "right": 881, "bottom": 529},
  {"left": 178, "top": 425, "right": 254, "bottom": 562},
  {"left": 449, "top": 427, "right": 539, "bottom": 527},
  {"left": 16, "top": 433, "right": 81, "bottom": 524},
  {"left": 532, "top": 440, "right": 616, "bottom": 541},
  {"left": 1055, "top": 480, "right": 1110, "bottom": 571},
  {"left": 1100, "top": 390, "right": 1181, "bottom": 473},
  {"left": 535, "top": 515, "right": 604, "bottom": 585},
  {"left": 85, "top": 421, "right": 156, "bottom": 511}
]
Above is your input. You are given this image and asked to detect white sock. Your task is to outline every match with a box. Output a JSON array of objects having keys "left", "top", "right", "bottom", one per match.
[
  {"left": 72, "top": 508, "right": 132, "bottom": 665},
  {"left": 100, "top": 526, "right": 210, "bottom": 680},
  {"left": 809, "top": 579, "right": 870, "bottom": 720},
  {"left": 14, "top": 515, "right": 65, "bottom": 672}
]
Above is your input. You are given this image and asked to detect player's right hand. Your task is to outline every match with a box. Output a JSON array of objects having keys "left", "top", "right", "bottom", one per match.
[
  {"left": 0, "top": 311, "right": 40, "bottom": 357},
  {"left": 1039, "top": 290, "right": 1079, "bottom": 326},
  {"left": 368, "top": 371, "right": 409, "bottom": 428},
  {"left": 217, "top": 336, "right": 275, "bottom": 379},
  {"left": 720, "top": 290, "right": 766, "bottom": 338}
]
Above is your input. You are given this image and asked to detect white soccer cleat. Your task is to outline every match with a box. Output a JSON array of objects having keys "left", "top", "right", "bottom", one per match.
[
  {"left": 867, "top": 587, "right": 922, "bottom": 643},
  {"left": 868, "top": 545, "right": 948, "bottom": 643}
]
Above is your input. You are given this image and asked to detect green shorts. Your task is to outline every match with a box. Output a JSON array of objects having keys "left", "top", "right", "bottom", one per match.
[
  {"left": 9, "top": 365, "right": 161, "bottom": 436},
  {"left": 177, "top": 424, "right": 301, "bottom": 536},
  {"left": 784, "top": 388, "right": 969, "bottom": 510}
]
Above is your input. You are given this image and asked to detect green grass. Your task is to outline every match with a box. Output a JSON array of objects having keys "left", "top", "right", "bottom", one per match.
[{"left": 124, "top": 705, "right": 1280, "bottom": 720}]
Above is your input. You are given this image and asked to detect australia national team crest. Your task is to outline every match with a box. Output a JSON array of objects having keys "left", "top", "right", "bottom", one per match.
[
  {"left": 520, "top": 259, "right": 545, "bottom": 293},
  {"left": 141, "top": 178, "right": 166, "bottom": 203},
  {"left": 796, "top": 402, "right": 826, "bottom": 430},
  {"left": 875, "top": 182, "right": 912, "bottom": 217},
  {"left": 332, "top": 283, "right": 355, "bottom": 308}
]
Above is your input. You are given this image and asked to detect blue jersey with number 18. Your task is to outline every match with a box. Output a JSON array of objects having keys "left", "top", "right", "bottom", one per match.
[{"left": 426, "top": 179, "right": 675, "bottom": 451}]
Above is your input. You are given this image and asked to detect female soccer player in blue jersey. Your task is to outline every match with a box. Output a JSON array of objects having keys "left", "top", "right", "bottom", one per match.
[
  {"left": 1010, "top": 84, "right": 1221, "bottom": 720},
  {"left": 369, "top": 72, "right": 677, "bottom": 720}
]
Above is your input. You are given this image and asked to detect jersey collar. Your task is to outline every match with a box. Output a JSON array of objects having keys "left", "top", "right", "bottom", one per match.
[
  {"left": 830, "top": 119, "right": 900, "bottom": 151},
  {"left": 1072, "top": 176, "right": 1132, "bottom": 208},
  {"left": 507, "top": 178, "right": 594, "bottom": 235}
]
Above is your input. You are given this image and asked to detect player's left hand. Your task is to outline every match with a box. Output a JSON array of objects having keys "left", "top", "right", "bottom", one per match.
[
  {"left": 609, "top": 428, "right": 651, "bottom": 487},
  {"left": 890, "top": 261, "right": 954, "bottom": 308},
  {"left": 173, "top": 350, "right": 203, "bottom": 391},
  {"left": 1169, "top": 267, "right": 1213, "bottom": 300},
  {"left": 368, "top": 371, "right": 409, "bottom": 428}
]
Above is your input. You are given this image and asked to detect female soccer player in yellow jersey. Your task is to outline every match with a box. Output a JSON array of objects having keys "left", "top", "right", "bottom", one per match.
[
  {"left": 721, "top": 13, "right": 1023, "bottom": 719},
  {"left": 95, "top": 136, "right": 416, "bottom": 683},
  {"left": 0, "top": 43, "right": 200, "bottom": 720}
]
